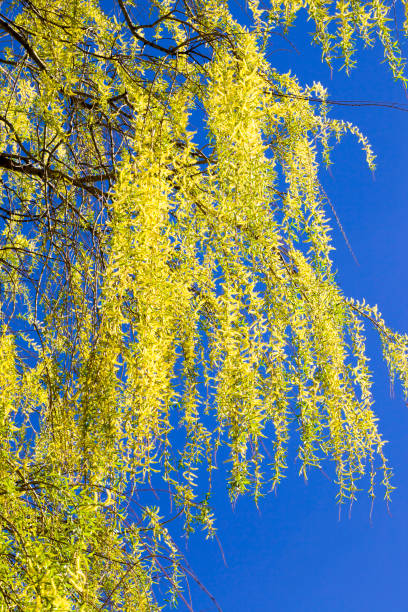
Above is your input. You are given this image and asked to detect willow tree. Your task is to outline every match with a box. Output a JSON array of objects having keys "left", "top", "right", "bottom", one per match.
[{"left": 0, "top": 0, "right": 407, "bottom": 609}]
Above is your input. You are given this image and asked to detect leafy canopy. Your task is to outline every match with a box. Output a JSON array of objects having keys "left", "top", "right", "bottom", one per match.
[{"left": 0, "top": 0, "right": 407, "bottom": 609}]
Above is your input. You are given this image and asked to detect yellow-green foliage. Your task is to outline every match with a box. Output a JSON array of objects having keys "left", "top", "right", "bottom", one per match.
[{"left": 0, "top": 0, "right": 407, "bottom": 608}]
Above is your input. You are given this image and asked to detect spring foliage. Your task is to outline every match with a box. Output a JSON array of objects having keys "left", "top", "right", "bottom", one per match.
[{"left": 0, "top": 0, "right": 407, "bottom": 608}]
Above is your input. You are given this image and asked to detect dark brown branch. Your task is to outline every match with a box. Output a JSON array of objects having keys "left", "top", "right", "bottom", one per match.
[
  {"left": 116, "top": 0, "right": 178, "bottom": 56},
  {"left": 0, "top": 153, "right": 113, "bottom": 198},
  {"left": 0, "top": 15, "right": 46, "bottom": 71}
]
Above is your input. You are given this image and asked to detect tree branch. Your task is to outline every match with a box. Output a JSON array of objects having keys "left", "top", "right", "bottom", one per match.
[
  {"left": 0, "top": 152, "right": 113, "bottom": 198},
  {"left": 0, "top": 15, "right": 46, "bottom": 71}
]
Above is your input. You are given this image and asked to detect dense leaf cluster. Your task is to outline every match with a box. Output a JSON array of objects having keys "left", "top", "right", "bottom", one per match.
[{"left": 0, "top": 0, "right": 407, "bottom": 608}]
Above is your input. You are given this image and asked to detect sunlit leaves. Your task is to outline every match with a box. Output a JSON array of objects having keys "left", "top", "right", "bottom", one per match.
[{"left": 0, "top": 0, "right": 407, "bottom": 608}]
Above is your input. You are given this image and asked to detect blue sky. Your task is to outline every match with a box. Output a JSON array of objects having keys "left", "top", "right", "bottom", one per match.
[{"left": 102, "top": 3, "right": 408, "bottom": 610}]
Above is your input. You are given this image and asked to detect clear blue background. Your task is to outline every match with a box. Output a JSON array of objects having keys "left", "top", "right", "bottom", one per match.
[{"left": 102, "top": 3, "right": 408, "bottom": 610}]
